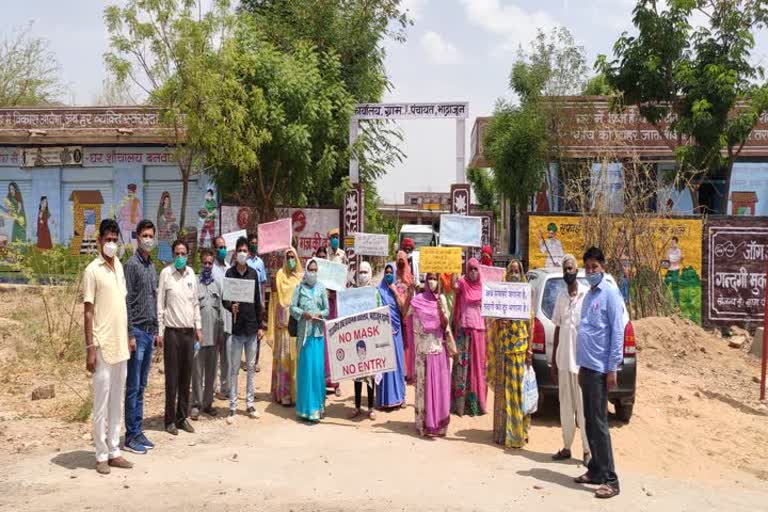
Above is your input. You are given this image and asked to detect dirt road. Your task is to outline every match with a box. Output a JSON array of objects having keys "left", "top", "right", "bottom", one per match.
[
  {"left": 1, "top": 287, "right": 767, "bottom": 511},
  {"left": 2, "top": 348, "right": 767, "bottom": 512}
]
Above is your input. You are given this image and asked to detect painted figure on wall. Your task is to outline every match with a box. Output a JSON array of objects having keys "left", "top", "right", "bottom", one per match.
[
  {"left": 118, "top": 183, "right": 142, "bottom": 248},
  {"left": 2, "top": 182, "right": 27, "bottom": 243},
  {"left": 36, "top": 196, "right": 52, "bottom": 250},
  {"left": 156, "top": 191, "right": 178, "bottom": 262},
  {"left": 538, "top": 223, "right": 563, "bottom": 267},
  {"left": 198, "top": 188, "right": 217, "bottom": 248}
]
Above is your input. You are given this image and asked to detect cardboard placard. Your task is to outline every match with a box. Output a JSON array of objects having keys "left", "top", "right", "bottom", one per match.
[
  {"left": 257, "top": 218, "right": 293, "bottom": 255},
  {"left": 419, "top": 246, "right": 463, "bottom": 274},
  {"left": 440, "top": 214, "right": 482, "bottom": 247},
  {"left": 325, "top": 306, "right": 396, "bottom": 383},
  {"left": 481, "top": 282, "right": 532, "bottom": 319}
]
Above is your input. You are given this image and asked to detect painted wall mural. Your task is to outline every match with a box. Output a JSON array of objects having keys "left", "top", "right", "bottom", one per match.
[
  {"left": 527, "top": 214, "right": 704, "bottom": 323},
  {"left": 1, "top": 182, "right": 27, "bottom": 244},
  {"left": 156, "top": 191, "right": 179, "bottom": 262}
]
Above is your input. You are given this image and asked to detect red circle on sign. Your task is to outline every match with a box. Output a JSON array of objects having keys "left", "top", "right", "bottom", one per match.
[{"left": 335, "top": 348, "right": 345, "bottom": 362}]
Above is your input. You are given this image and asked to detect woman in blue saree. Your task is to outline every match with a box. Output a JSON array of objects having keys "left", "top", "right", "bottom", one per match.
[
  {"left": 291, "top": 258, "right": 330, "bottom": 422},
  {"left": 376, "top": 262, "right": 408, "bottom": 409}
]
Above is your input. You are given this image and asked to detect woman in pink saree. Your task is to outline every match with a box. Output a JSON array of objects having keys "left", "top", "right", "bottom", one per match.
[{"left": 450, "top": 258, "right": 487, "bottom": 416}]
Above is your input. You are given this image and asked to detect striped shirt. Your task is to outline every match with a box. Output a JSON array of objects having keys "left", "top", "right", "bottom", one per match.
[{"left": 125, "top": 250, "right": 158, "bottom": 335}]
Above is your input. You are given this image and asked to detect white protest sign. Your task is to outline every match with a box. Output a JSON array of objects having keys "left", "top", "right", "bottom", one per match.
[
  {"left": 315, "top": 258, "right": 348, "bottom": 292},
  {"left": 481, "top": 282, "right": 532, "bottom": 319},
  {"left": 325, "top": 306, "right": 396, "bottom": 383},
  {"left": 354, "top": 233, "right": 389, "bottom": 257},
  {"left": 337, "top": 287, "right": 379, "bottom": 318},
  {"left": 440, "top": 214, "right": 482, "bottom": 247},
  {"left": 222, "top": 230, "right": 247, "bottom": 252},
  {"left": 223, "top": 277, "right": 255, "bottom": 303}
]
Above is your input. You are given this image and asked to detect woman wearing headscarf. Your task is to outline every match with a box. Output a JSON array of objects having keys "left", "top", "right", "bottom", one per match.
[
  {"left": 450, "top": 257, "right": 487, "bottom": 416},
  {"left": 395, "top": 250, "right": 417, "bottom": 384},
  {"left": 487, "top": 258, "right": 533, "bottom": 448},
  {"left": 350, "top": 261, "right": 380, "bottom": 420},
  {"left": 409, "top": 273, "right": 451, "bottom": 437},
  {"left": 480, "top": 245, "right": 493, "bottom": 267},
  {"left": 291, "top": 258, "right": 330, "bottom": 422},
  {"left": 376, "top": 262, "right": 408, "bottom": 409},
  {"left": 271, "top": 247, "right": 303, "bottom": 406}
]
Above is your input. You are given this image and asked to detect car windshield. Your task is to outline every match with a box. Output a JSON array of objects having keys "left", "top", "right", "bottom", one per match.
[{"left": 541, "top": 277, "right": 589, "bottom": 320}]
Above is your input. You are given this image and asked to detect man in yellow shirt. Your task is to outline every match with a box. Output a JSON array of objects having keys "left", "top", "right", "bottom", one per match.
[{"left": 83, "top": 219, "right": 133, "bottom": 475}]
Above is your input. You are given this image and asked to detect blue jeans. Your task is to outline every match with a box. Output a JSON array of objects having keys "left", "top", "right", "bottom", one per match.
[
  {"left": 229, "top": 334, "right": 258, "bottom": 411},
  {"left": 125, "top": 328, "right": 154, "bottom": 442}
]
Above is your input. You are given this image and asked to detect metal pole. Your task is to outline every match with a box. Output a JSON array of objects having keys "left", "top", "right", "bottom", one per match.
[{"left": 761, "top": 258, "right": 767, "bottom": 401}]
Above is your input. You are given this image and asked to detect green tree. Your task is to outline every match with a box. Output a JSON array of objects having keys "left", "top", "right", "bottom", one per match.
[
  {"left": 467, "top": 167, "right": 499, "bottom": 218},
  {"left": 0, "top": 23, "right": 64, "bottom": 106},
  {"left": 239, "top": 0, "right": 410, "bottom": 223},
  {"left": 104, "top": 0, "right": 235, "bottom": 230},
  {"left": 484, "top": 27, "right": 588, "bottom": 215},
  {"left": 597, "top": 0, "right": 768, "bottom": 211},
  {"left": 203, "top": 18, "right": 355, "bottom": 220}
]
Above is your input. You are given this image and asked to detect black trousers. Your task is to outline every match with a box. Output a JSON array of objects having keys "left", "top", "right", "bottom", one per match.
[
  {"left": 164, "top": 328, "right": 195, "bottom": 426},
  {"left": 354, "top": 380, "right": 374, "bottom": 410},
  {"left": 580, "top": 367, "right": 620, "bottom": 489}
]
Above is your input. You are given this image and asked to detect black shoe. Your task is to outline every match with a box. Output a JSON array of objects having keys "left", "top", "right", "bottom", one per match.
[
  {"left": 177, "top": 419, "right": 195, "bottom": 433},
  {"left": 165, "top": 423, "right": 179, "bottom": 436},
  {"left": 203, "top": 406, "right": 218, "bottom": 417}
]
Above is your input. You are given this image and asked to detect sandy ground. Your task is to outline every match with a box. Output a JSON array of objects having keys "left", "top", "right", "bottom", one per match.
[{"left": 0, "top": 288, "right": 767, "bottom": 511}]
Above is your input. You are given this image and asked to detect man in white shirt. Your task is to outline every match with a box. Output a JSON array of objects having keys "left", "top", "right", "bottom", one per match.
[
  {"left": 157, "top": 240, "right": 202, "bottom": 436},
  {"left": 551, "top": 253, "right": 590, "bottom": 464},
  {"left": 83, "top": 219, "right": 133, "bottom": 474}
]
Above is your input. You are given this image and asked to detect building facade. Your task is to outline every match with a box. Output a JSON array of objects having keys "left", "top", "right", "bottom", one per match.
[{"left": 0, "top": 107, "right": 217, "bottom": 259}]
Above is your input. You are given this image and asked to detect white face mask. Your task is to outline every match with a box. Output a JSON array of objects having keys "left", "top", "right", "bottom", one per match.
[
  {"left": 427, "top": 279, "right": 438, "bottom": 292},
  {"left": 103, "top": 241, "right": 118, "bottom": 259},
  {"left": 305, "top": 271, "right": 318, "bottom": 286},
  {"left": 140, "top": 237, "right": 156, "bottom": 252},
  {"left": 236, "top": 251, "right": 248, "bottom": 265},
  {"left": 358, "top": 271, "right": 371, "bottom": 286}
]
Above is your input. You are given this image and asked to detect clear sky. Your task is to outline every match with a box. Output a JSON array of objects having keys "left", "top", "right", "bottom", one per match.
[{"left": 5, "top": 0, "right": 768, "bottom": 203}]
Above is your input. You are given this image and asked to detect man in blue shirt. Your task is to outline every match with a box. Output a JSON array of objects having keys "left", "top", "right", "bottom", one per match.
[
  {"left": 574, "top": 246, "right": 623, "bottom": 499},
  {"left": 247, "top": 232, "right": 267, "bottom": 371}
]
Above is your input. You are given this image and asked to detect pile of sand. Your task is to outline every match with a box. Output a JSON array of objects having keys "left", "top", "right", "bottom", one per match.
[{"left": 634, "top": 315, "right": 765, "bottom": 411}]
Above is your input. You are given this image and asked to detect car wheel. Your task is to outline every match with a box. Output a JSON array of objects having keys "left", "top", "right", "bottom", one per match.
[{"left": 614, "top": 401, "right": 633, "bottom": 423}]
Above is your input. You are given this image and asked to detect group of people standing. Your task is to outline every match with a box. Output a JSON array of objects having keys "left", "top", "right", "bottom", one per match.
[{"left": 83, "top": 218, "right": 622, "bottom": 499}]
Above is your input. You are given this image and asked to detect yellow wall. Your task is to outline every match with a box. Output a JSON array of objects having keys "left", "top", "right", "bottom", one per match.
[{"left": 528, "top": 215, "right": 702, "bottom": 276}]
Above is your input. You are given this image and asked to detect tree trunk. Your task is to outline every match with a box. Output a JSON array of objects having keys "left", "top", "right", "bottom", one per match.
[
  {"left": 180, "top": 166, "right": 189, "bottom": 232},
  {"left": 721, "top": 159, "right": 735, "bottom": 215},
  {"left": 687, "top": 182, "right": 701, "bottom": 213}
]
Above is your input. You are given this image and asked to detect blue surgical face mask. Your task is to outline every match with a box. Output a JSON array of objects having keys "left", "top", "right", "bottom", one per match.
[
  {"left": 586, "top": 271, "right": 603, "bottom": 288},
  {"left": 330, "top": 237, "right": 339, "bottom": 251},
  {"left": 217, "top": 247, "right": 227, "bottom": 262},
  {"left": 385, "top": 274, "right": 394, "bottom": 285},
  {"left": 175, "top": 255, "right": 187, "bottom": 270}
]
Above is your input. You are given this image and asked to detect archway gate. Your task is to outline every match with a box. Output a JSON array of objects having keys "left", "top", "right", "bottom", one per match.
[{"left": 344, "top": 101, "right": 470, "bottom": 274}]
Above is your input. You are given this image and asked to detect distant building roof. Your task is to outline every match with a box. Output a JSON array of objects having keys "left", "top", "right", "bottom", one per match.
[{"left": 0, "top": 106, "right": 177, "bottom": 145}]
